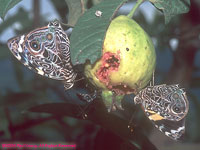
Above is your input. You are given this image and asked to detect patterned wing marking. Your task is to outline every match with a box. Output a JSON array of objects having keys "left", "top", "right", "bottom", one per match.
[
  {"left": 133, "top": 84, "right": 189, "bottom": 140},
  {"left": 7, "top": 21, "right": 77, "bottom": 90},
  {"left": 154, "top": 118, "right": 186, "bottom": 140}
]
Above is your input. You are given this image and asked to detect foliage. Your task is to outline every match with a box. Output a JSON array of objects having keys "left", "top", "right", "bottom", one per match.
[
  {"left": 0, "top": 0, "right": 22, "bottom": 20},
  {"left": 70, "top": 0, "right": 127, "bottom": 65},
  {"left": 0, "top": 0, "right": 191, "bottom": 65},
  {"left": 149, "top": 0, "right": 190, "bottom": 24},
  {"left": 65, "top": 0, "right": 87, "bottom": 26},
  {"left": 70, "top": 0, "right": 190, "bottom": 65}
]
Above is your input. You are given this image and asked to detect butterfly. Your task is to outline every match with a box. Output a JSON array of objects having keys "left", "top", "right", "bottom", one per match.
[
  {"left": 7, "top": 21, "right": 77, "bottom": 90},
  {"left": 134, "top": 84, "right": 189, "bottom": 140}
]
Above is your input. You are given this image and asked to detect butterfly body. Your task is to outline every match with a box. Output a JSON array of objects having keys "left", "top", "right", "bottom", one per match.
[
  {"left": 134, "top": 84, "right": 189, "bottom": 140},
  {"left": 7, "top": 21, "right": 77, "bottom": 89}
]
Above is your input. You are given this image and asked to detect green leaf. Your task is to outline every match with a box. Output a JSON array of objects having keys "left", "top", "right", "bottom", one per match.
[
  {"left": 92, "top": 0, "right": 103, "bottom": 5},
  {"left": 70, "top": 0, "right": 127, "bottom": 65},
  {"left": 0, "top": 0, "right": 22, "bottom": 20},
  {"left": 65, "top": 0, "right": 88, "bottom": 26},
  {"left": 149, "top": 0, "right": 190, "bottom": 24}
]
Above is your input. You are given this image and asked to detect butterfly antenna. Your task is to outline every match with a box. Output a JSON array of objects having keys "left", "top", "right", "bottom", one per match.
[
  {"left": 152, "top": 70, "right": 155, "bottom": 86},
  {"left": 150, "top": 70, "right": 155, "bottom": 87}
]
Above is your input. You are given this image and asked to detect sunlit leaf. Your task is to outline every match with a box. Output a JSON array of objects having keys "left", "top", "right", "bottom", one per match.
[
  {"left": 70, "top": 0, "right": 127, "bottom": 65},
  {"left": 149, "top": 0, "right": 190, "bottom": 24},
  {"left": 92, "top": 0, "right": 103, "bottom": 5},
  {"left": 65, "top": 0, "right": 88, "bottom": 26}
]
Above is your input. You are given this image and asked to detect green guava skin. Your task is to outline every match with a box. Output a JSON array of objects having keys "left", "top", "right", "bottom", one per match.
[
  {"left": 84, "top": 15, "right": 156, "bottom": 95},
  {"left": 101, "top": 90, "right": 124, "bottom": 110}
]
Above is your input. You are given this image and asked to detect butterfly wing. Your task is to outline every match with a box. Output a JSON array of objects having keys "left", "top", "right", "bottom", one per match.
[
  {"left": 134, "top": 84, "right": 189, "bottom": 140},
  {"left": 152, "top": 117, "right": 186, "bottom": 140},
  {"left": 142, "top": 107, "right": 186, "bottom": 140},
  {"left": 7, "top": 21, "right": 76, "bottom": 89}
]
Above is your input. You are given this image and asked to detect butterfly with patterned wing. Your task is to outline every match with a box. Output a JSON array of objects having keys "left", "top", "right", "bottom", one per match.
[
  {"left": 7, "top": 21, "right": 77, "bottom": 90},
  {"left": 134, "top": 84, "right": 189, "bottom": 140}
]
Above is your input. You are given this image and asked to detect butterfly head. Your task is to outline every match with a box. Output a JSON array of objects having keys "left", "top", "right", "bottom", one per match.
[{"left": 48, "top": 20, "right": 60, "bottom": 27}]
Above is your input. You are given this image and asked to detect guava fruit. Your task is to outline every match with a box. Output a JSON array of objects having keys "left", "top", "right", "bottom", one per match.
[{"left": 84, "top": 15, "right": 156, "bottom": 96}]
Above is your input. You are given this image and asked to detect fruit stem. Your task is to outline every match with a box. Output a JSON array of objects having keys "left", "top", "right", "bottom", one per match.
[{"left": 127, "top": 0, "right": 144, "bottom": 19}]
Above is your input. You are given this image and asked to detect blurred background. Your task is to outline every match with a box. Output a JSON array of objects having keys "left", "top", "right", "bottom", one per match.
[{"left": 0, "top": 0, "right": 200, "bottom": 150}]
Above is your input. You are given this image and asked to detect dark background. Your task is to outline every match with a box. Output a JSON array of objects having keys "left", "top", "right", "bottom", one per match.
[{"left": 0, "top": 0, "right": 200, "bottom": 150}]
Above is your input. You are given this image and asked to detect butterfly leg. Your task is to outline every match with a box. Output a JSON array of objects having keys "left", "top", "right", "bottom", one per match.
[
  {"left": 76, "top": 105, "right": 88, "bottom": 119},
  {"left": 127, "top": 94, "right": 141, "bottom": 132},
  {"left": 128, "top": 112, "right": 136, "bottom": 133},
  {"left": 77, "top": 90, "right": 98, "bottom": 103},
  {"left": 127, "top": 106, "right": 141, "bottom": 133},
  {"left": 76, "top": 90, "right": 99, "bottom": 119},
  {"left": 63, "top": 73, "right": 78, "bottom": 90}
]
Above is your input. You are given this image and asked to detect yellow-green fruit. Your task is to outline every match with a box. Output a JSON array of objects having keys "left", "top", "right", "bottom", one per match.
[
  {"left": 84, "top": 15, "right": 156, "bottom": 95},
  {"left": 101, "top": 90, "right": 124, "bottom": 110}
]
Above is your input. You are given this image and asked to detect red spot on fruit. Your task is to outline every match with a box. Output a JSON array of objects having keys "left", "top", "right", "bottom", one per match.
[{"left": 96, "top": 51, "right": 120, "bottom": 85}]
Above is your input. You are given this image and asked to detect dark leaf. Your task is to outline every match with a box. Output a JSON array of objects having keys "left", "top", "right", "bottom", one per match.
[
  {"left": 50, "top": 0, "right": 68, "bottom": 24},
  {"left": 65, "top": 0, "right": 88, "bottom": 26},
  {"left": 0, "top": 0, "right": 22, "bottom": 20},
  {"left": 1, "top": 92, "right": 36, "bottom": 105},
  {"left": 29, "top": 100, "right": 158, "bottom": 150},
  {"left": 0, "top": 8, "right": 31, "bottom": 35}
]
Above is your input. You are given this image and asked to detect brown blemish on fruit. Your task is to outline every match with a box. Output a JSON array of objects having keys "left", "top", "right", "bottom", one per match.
[
  {"left": 111, "top": 84, "right": 136, "bottom": 95},
  {"left": 96, "top": 51, "right": 120, "bottom": 86}
]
